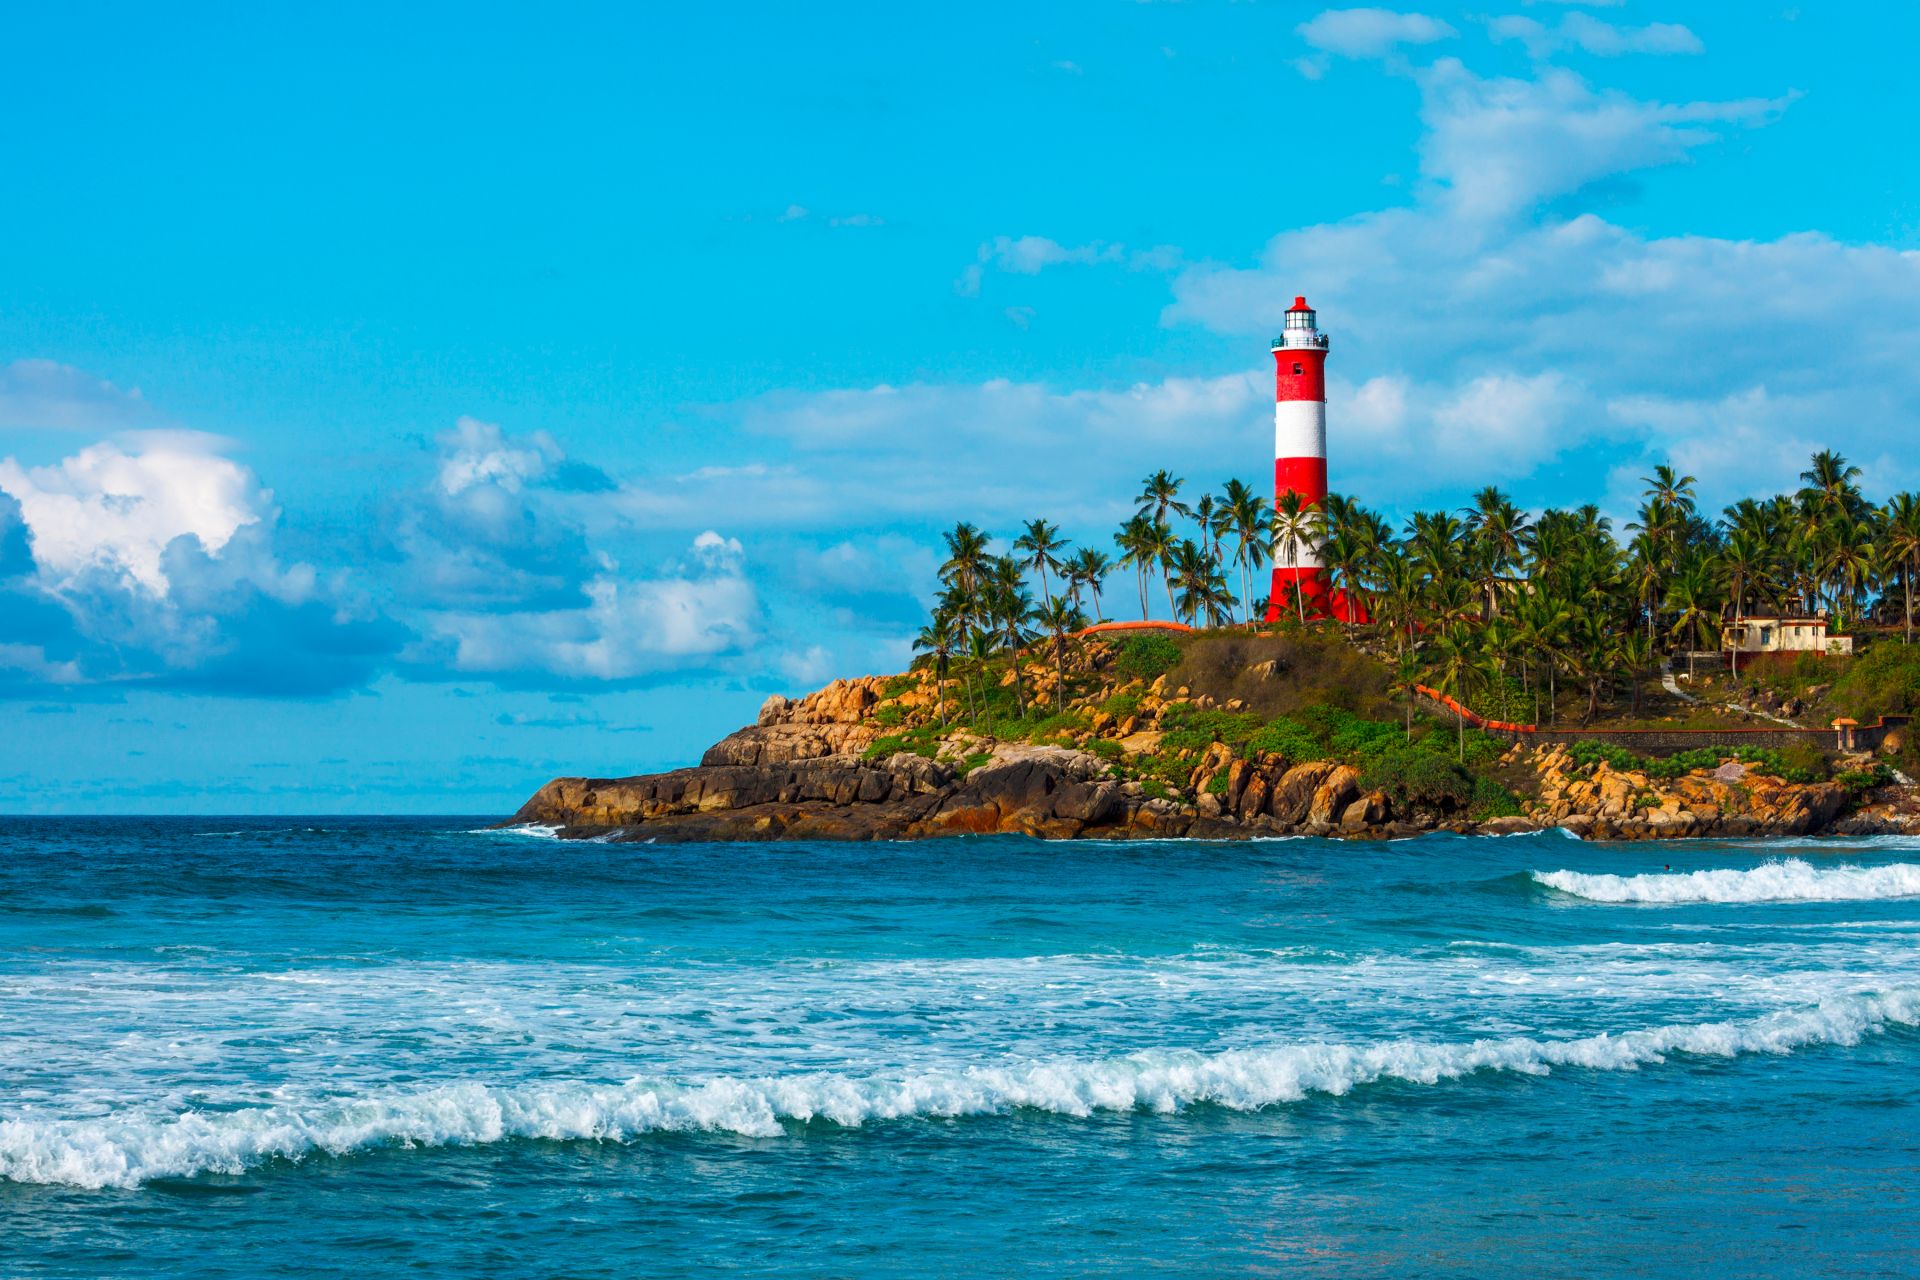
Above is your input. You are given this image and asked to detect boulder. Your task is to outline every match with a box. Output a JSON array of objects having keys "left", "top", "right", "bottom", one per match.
[
  {"left": 1339, "top": 790, "right": 1390, "bottom": 832},
  {"left": 1270, "top": 761, "right": 1340, "bottom": 826},
  {"left": 1308, "top": 765, "right": 1363, "bottom": 827}
]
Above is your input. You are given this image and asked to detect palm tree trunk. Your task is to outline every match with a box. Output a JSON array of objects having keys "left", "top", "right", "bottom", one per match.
[{"left": 1905, "top": 556, "right": 1914, "bottom": 643}]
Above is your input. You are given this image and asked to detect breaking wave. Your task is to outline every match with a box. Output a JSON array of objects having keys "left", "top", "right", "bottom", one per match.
[
  {"left": 8, "top": 987, "right": 1918, "bottom": 1189},
  {"left": 1534, "top": 860, "right": 1920, "bottom": 904}
]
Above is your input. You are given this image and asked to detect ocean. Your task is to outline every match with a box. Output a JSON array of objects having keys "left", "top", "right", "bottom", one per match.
[{"left": 4, "top": 817, "right": 1920, "bottom": 1277}]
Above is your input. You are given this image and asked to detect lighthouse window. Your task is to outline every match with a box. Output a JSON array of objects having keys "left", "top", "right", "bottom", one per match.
[{"left": 1292, "top": 363, "right": 1303, "bottom": 375}]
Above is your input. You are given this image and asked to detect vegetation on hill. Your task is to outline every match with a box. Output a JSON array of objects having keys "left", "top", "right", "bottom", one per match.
[{"left": 911, "top": 450, "right": 1920, "bottom": 736}]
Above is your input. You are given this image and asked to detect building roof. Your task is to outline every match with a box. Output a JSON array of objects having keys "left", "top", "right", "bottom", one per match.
[{"left": 1288, "top": 296, "right": 1311, "bottom": 311}]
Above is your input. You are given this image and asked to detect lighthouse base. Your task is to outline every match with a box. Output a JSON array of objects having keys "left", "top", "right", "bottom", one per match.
[{"left": 1265, "top": 569, "right": 1369, "bottom": 624}]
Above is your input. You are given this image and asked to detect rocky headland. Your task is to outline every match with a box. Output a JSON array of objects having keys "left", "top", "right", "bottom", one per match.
[{"left": 511, "top": 632, "right": 1920, "bottom": 842}]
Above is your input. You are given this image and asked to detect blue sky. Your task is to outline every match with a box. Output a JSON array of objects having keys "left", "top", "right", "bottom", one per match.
[{"left": 2, "top": 2, "right": 1917, "bottom": 813}]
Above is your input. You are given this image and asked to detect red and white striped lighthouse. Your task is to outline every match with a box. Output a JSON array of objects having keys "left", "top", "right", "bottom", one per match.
[{"left": 1266, "top": 296, "right": 1331, "bottom": 621}]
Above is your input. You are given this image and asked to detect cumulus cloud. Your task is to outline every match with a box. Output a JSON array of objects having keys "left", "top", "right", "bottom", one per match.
[
  {"left": 0, "top": 438, "right": 270, "bottom": 595},
  {"left": 0, "top": 435, "right": 402, "bottom": 696},
  {"left": 0, "top": 359, "right": 156, "bottom": 432},
  {"left": 407, "top": 531, "right": 758, "bottom": 684},
  {"left": 1297, "top": 8, "right": 1458, "bottom": 59}
]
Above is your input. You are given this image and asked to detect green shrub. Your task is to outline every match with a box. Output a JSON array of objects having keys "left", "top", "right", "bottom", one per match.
[
  {"left": 1244, "top": 716, "right": 1322, "bottom": 765},
  {"left": 1113, "top": 633, "right": 1183, "bottom": 681},
  {"left": 1468, "top": 776, "right": 1523, "bottom": 820},
  {"left": 1563, "top": 739, "right": 1826, "bottom": 785},
  {"left": 957, "top": 751, "right": 994, "bottom": 776},
  {"left": 1139, "top": 779, "right": 1175, "bottom": 802},
  {"left": 1157, "top": 705, "right": 1264, "bottom": 755},
  {"left": 1098, "top": 690, "right": 1144, "bottom": 720},
  {"left": 1361, "top": 745, "right": 1474, "bottom": 811},
  {"left": 1830, "top": 642, "right": 1920, "bottom": 719},
  {"left": 872, "top": 704, "right": 909, "bottom": 728},
  {"left": 1835, "top": 764, "right": 1894, "bottom": 792},
  {"left": 1024, "top": 710, "right": 1090, "bottom": 744},
  {"left": 882, "top": 674, "right": 917, "bottom": 698},
  {"left": 1083, "top": 738, "right": 1124, "bottom": 762},
  {"left": 1205, "top": 771, "right": 1231, "bottom": 795},
  {"left": 1136, "top": 752, "right": 1193, "bottom": 786},
  {"left": 861, "top": 726, "right": 941, "bottom": 761}
]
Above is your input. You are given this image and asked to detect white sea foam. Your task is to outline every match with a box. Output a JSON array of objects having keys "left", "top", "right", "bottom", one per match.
[
  {"left": 8, "top": 987, "right": 1917, "bottom": 1190},
  {"left": 471, "top": 823, "right": 561, "bottom": 839},
  {"left": 1534, "top": 860, "right": 1920, "bottom": 904}
]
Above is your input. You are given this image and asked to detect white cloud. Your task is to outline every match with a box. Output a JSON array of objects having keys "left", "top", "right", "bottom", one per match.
[
  {"left": 1414, "top": 60, "right": 1787, "bottom": 222},
  {"left": 435, "top": 416, "right": 562, "bottom": 496},
  {"left": 1491, "top": 13, "right": 1703, "bottom": 60},
  {"left": 0, "top": 438, "right": 272, "bottom": 595},
  {"left": 1297, "top": 9, "right": 1458, "bottom": 59},
  {"left": 0, "top": 359, "right": 156, "bottom": 433},
  {"left": 416, "top": 532, "right": 759, "bottom": 682},
  {"left": 958, "top": 236, "right": 1184, "bottom": 295}
]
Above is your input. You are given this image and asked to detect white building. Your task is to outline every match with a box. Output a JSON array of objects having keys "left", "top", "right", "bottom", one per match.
[{"left": 1721, "top": 615, "right": 1853, "bottom": 656}]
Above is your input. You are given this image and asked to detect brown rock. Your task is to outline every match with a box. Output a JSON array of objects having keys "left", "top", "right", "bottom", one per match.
[
  {"left": 1271, "top": 761, "right": 1339, "bottom": 826},
  {"left": 1308, "top": 765, "right": 1363, "bottom": 826},
  {"left": 1339, "top": 789, "right": 1390, "bottom": 832}
]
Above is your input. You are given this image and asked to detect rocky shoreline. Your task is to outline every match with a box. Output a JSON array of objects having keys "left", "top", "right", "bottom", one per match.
[{"left": 510, "top": 672, "right": 1920, "bottom": 842}]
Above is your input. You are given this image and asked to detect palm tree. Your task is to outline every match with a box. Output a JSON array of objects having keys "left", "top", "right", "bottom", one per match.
[
  {"left": 1136, "top": 470, "right": 1192, "bottom": 529},
  {"left": 1641, "top": 464, "right": 1699, "bottom": 514},
  {"left": 1664, "top": 556, "right": 1725, "bottom": 672},
  {"left": 1013, "top": 519, "right": 1070, "bottom": 609},
  {"left": 1427, "top": 621, "right": 1482, "bottom": 761},
  {"left": 1376, "top": 552, "right": 1424, "bottom": 658},
  {"left": 1065, "top": 547, "right": 1112, "bottom": 621},
  {"left": 987, "top": 561, "right": 1036, "bottom": 719},
  {"left": 1883, "top": 492, "right": 1920, "bottom": 642},
  {"left": 1223, "top": 481, "right": 1269, "bottom": 623},
  {"left": 1513, "top": 593, "right": 1570, "bottom": 725},
  {"left": 1192, "top": 492, "right": 1224, "bottom": 566},
  {"left": 1821, "top": 517, "right": 1876, "bottom": 626},
  {"left": 1801, "top": 449, "right": 1864, "bottom": 518},
  {"left": 1615, "top": 628, "right": 1655, "bottom": 717},
  {"left": 1464, "top": 486, "right": 1530, "bottom": 618},
  {"left": 941, "top": 522, "right": 991, "bottom": 631},
  {"left": 1270, "top": 491, "right": 1323, "bottom": 625},
  {"left": 1139, "top": 518, "right": 1180, "bottom": 619},
  {"left": 1321, "top": 525, "right": 1370, "bottom": 628},
  {"left": 1113, "top": 515, "right": 1160, "bottom": 621},
  {"left": 1033, "top": 596, "right": 1087, "bottom": 708},
  {"left": 963, "top": 627, "right": 995, "bottom": 731},
  {"left": 912, "top": 609, "right": 958, "bottom": 726}
]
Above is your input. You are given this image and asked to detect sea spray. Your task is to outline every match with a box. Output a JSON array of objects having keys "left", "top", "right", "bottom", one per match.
[
  {"left": 1534, "top": 859, "right": 1920, "bottom": 904},
  {"left": 9, "top": 986, "right": 1918, "bottom": 1190}
]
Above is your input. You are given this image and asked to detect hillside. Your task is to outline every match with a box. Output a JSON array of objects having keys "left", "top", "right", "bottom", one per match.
[{"left": 512, "top": 626, "right": 1920, "bottom": 841}]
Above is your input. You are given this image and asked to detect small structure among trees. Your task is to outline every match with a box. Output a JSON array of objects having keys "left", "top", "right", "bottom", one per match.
[{"left": 1723, "top": 615, "right": 1853, "bottom": 657}]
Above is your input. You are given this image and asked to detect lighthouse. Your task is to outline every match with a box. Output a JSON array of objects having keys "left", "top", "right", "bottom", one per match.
[{"left": 1266, "top": 296, "right": 1331, "bottom": 621}]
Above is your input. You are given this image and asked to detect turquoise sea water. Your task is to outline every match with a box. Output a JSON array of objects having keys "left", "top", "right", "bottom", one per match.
[{"left": 5, "top": 818, "right": 1920, "bottom": 1277}]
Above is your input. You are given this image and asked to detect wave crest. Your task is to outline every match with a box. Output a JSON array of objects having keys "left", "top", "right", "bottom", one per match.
[
  {"left": 1534, "top": 859, "right": 1920, "bottom": 904},
  {"left": 6, "top": 988, "right": 1917, "bottom": 1189}
]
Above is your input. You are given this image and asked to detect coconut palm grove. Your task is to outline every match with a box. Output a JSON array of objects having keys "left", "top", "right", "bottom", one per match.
[{"left": 916, "top": 449, "right": 1920, "bottom": 732}]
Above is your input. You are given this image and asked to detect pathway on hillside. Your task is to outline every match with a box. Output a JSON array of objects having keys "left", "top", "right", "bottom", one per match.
[{"left": 1659, "top": 661, "right": 1701, "bottom": 706}]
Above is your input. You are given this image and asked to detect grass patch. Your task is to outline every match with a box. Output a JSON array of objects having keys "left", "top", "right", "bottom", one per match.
[
  {"left": 1112, "top": 634, "right": 1183, "bottom": 682},
  {"left": 1563, "top": 739, "right": 1826, "bottom": 784}
]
